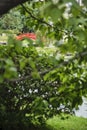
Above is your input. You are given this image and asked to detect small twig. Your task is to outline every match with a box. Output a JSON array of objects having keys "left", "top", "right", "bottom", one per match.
[{"left": 6, "top": 75, "right": 31, "bottom": 82}]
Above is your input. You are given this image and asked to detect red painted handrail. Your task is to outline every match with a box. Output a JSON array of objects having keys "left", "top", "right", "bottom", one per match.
[{"left": 16, "top": 33, "right": 36, "bottom": 41}]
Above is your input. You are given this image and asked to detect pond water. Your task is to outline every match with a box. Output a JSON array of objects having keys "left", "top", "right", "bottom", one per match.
[{"left": 75, "top": 97, "right": 87, "bottom": 118}]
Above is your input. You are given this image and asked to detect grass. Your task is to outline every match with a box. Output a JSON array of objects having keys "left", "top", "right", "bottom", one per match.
[{"left": 46, "top": 115, "right": 87, "bottom": 130}]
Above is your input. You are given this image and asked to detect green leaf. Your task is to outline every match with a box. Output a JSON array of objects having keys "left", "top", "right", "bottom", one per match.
[
  {"left": 41, "top": 2, "right": 65, "bottom": 22},
  {"left": 4, "top": 59, "right": 17, "bottom": 79},
  {"left": 31, "top": 71, "right": 40, "bottom": 79}
]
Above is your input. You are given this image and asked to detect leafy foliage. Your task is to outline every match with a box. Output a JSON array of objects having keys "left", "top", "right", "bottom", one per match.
[{"left": 0, "top": 0, "right": 87, "bottom": 129}]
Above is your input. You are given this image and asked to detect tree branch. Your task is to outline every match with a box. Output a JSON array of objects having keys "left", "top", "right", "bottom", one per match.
[
  {"left": 40, "top": 51, "right": 87, "bottom": 75},
  {"left": 21, "top": 4, "right": 53, "bottom": 27},
  {"left": 6, "top": 50, "right": 87, "bottom": 83},
  {"left": 21, "top": 4, "right": 67, "bottom": 34}
]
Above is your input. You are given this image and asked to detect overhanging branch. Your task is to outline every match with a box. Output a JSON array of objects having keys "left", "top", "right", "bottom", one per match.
[
  {"left": 21, "top": 4, "right": 53, "bottom": 28},
  {"left": 21, "top": 4, "right": 67, "bottom": 34}
]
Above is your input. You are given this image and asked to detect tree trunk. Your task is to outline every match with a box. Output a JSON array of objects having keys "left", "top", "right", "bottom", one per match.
[{"left": 0, "top": 0, "right": 28, "bottom": 15}]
